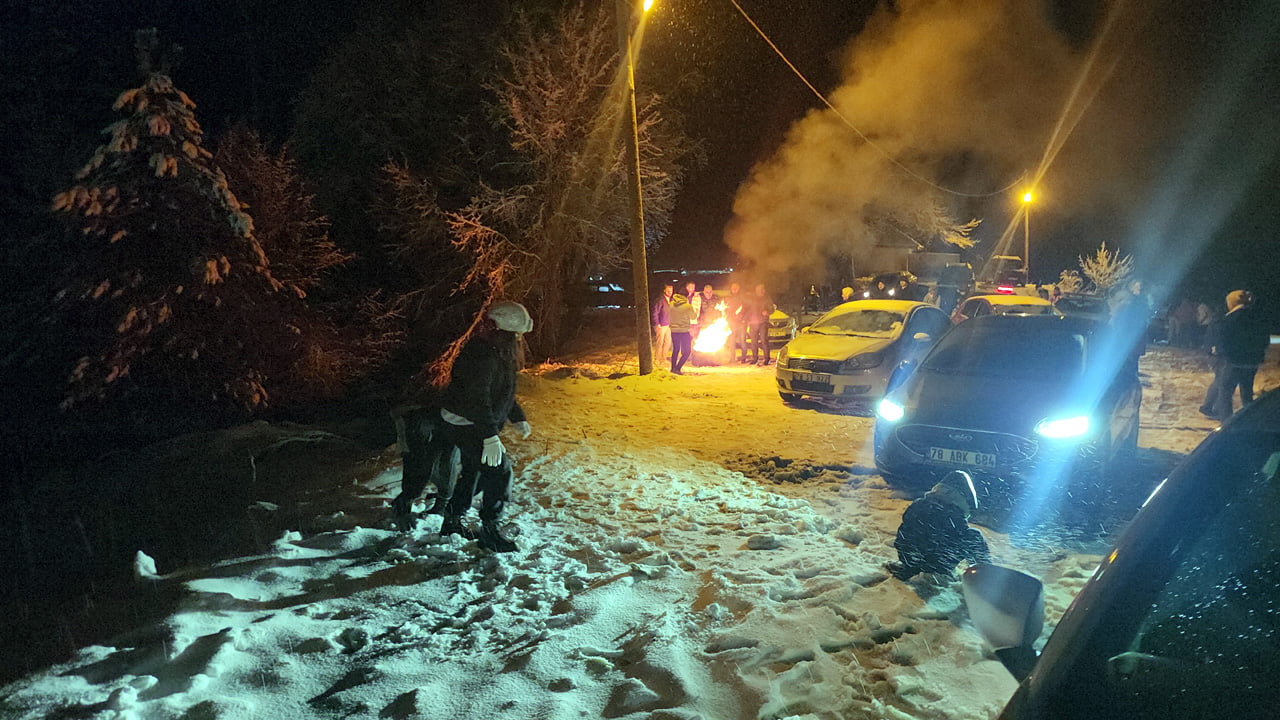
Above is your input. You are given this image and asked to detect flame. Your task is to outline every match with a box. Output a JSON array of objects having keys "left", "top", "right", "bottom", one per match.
[{"left": 694, "top": 317, "right": 732, "bottom": 353}]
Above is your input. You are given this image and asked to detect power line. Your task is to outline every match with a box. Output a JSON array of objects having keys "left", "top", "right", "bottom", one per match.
[{"left": 728, "top": 0, "right": 1023, "bottom": 199}]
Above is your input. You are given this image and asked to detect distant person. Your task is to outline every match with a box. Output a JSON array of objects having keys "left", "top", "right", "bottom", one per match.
[
  {"left": 683, "top": 280, "right": 700, "bottom": 334},
  {"left": 725, "top": 282, "right": 748, "bottom": 363},
  {"left": 1051, "top": 286, "right": 1063, "bottom": 305},
  {"left": 1037, "top": 286, "right": 1051, "bottom": 302},
  {"left": 1110, "top": 279, "right": 1151, "bottom": 373},
  {"left": 436, "top": 301, "right": 534, "bottom": 552},
  {"left": 869, "top": 279, "right": 892, "bottom": 300},
  {"left": 651, "top": 284, "right": 673, "bottom": 365},
  {"left": 922, "top": 285, "right": 940, "bottom": 306},
  {"left": 747, "top": 283, "right": 775, "bottom": 366},
  {"left": 1169, "top": 298, "right": 1199, "bottom": 348},
  {"left": 669, "top": 292, "right": 695, "bottom": 374},
  {"left": 886, "top": 471, "right": 991, "bottom": 581},
  {"left": 1202, "top": 290, "right": 1269, "bottom": 419},
  {"left": 897, "top": 277, "right": 920, "bottom": 301},
  {"left": 1197, "top": 300, "right": 1215, "bottom": 350},
  {"left": 697, "top": 285, "right": 719, "bottom": 323}
]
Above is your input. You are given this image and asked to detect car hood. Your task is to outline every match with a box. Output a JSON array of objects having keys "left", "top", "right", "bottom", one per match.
[
  {"left": 786, "top": 333, "right": 895, "bottom": 361},
  {"left": 902, "top": 369, "right": 1097, "bottom": 432}
]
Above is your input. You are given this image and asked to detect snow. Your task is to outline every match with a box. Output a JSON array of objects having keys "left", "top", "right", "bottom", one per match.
[{"left": 3, "top": 343, "right": 1276, "bottom": 720}]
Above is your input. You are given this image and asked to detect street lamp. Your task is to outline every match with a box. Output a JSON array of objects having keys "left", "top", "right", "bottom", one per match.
[
  {"left": 617, "top": 0, "right": 653, "bottom": 375},
  {"left": 1021, "top": 189, "right": 1033, "bottom": 279}
]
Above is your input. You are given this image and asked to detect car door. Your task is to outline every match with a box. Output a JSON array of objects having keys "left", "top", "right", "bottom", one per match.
[{"left": 900, "top": 306, "right": 951, "bottom": 364}]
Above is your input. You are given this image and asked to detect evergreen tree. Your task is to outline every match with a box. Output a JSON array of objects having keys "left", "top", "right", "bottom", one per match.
[{"left": 50, "top": 30, "right": 296, "bottom": 411}]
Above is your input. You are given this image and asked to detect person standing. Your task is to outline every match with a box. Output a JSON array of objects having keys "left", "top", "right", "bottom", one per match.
[
  {"left": 748, "top": 283, "right": 775, "bottom": 366},
  {"left": 436, "top": 301, "right": 534, "bottom": 552},
  {"left": 1204, "top": 290, "right": 1268, "bottom": 419},
  {"left": 725, "top": 282, "right": 748, "bottom": 363},
  {"left": 651, "top": 284, "right": 673, "bottom": 365},
  {"left": 669, "top": 292, "right": 695, "bottom": 374},
  {"left": 1110, "top": 278, "right": 1150, "bottom": 374}
]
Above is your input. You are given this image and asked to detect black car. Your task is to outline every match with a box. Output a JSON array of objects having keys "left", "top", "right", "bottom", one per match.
[
  {"left": 874, "top": 315, "right": 1142, "bottom": 511},
  {"left": 963, "top": 389, "right": 1280, "bottom": 719}
]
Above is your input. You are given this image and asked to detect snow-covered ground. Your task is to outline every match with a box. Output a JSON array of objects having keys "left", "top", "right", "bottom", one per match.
[{"left": 4, "top": 338, "right": 1276, "bottom": 720}]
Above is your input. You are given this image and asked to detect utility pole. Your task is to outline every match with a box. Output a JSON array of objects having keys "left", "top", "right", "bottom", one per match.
[{"left": 617, "top": 0, "right": 653, "bottom": 375}]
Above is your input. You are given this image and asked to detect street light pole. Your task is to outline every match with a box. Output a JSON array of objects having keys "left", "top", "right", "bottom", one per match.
[
  {"left": 617, "top": 0, "right": 653, "bottom": 375},
  {"left": 1021, "top": 189, "right": 1033, "bottom": 281}
]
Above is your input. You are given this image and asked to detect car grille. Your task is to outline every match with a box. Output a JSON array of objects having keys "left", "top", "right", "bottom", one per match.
[
  {"left": 791, "top": 379, "right": 833, "bottom": 393},
  {"left": 787, "top": 358, "right": 842, "bottom": 374},
  {"left": 896, "top": 424, "right": 1039, "bottom": 466}
]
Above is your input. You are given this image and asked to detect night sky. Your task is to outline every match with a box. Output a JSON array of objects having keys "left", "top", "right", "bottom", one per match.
[{"left": 5, "top": 0, "right": 1279, "bottom": 315}]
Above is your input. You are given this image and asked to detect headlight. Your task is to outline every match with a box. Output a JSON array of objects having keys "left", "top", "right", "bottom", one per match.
[
  {"left": 1034, "top": 415, "right": 1091, "bottom": 439},
  {"left": 841, "top": 353, "right": 883, "bottom": 372},
  {"left": 877, "top": 398, "right": 905, "bottom": 422},
  {"left": 776, "top": 346, "right": 789, "bottom": 367}
]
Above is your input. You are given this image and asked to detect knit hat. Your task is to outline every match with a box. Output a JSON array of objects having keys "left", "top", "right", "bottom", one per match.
[
  {"left": 935, "top": 470, "right": 979, "bottom": 513},
  {"left": 488, "top": 301, "right": 533, "bottom": 333},
  {"left": 1226, "top": 290, "right": 1253, "bottom": 312}
]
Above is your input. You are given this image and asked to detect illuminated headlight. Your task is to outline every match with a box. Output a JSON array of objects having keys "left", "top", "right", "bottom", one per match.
[
  {"left": 841, "top": 353, "right": 882, "bottom": 372},
  {"left": 1034, "top": 415, "right": 1091, "bottom": 439},
  {"left": 877, "top": 398, "right": 905, "bottom": 422}
]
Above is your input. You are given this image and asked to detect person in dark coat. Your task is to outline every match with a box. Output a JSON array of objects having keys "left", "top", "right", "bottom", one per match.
[
  {"left": 1203, "top": 290, "right": 1269, "bottom": 419},
  {"left": 725, "top": 283, "right": 748, "bottom": 363},
  {"left": 1110, "top": 279, "right": 1150, "bottom": 375},
  {"left": 389, "top": 405, "right": 457, "bottom": 528},
  {"left": 651, "top": 284, "right": 673, "bottom": 364},
  {"left": 747, "top": 283, "right": 775, "bottom": 365},
  {"left": 886, "top": 470, "right": 991, "bottom": 581},
  {"left": 435, "top": 301, "right": 534, "bottom": 552}
]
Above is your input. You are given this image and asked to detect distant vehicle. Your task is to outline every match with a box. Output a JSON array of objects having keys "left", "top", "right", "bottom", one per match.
[
  {"left": 963, "top": 388, "right": 1280, "bottom": 719},
  {"left": 775, "top": 300, "right": 949, "bottom": 404},
  {"left": 951, "top": 293, "right": 1060, "bottom": 324},
  {"left": 768, "top": 309, "right": 798, "bottom": 346},
  {"left": 1053, "top": 293, "right": 1110, "bottom": 323},
  {"left": 874, "top": 314, "right": 1142, "bottom": 500}
]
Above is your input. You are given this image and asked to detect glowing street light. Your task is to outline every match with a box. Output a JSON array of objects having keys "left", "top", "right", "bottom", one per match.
[{"left": 617, "top": 0, "right": 654, "bottom": 374}]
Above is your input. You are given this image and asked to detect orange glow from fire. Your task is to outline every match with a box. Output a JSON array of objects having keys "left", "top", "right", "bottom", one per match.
[{"left": 694, "top": 317, "right": 732, "bottom": 353}]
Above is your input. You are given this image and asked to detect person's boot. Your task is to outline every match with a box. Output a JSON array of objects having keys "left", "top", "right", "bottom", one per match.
[
  {"left": 439, "top": 516, "right": 475, "bottom": 540},
  {"left": 476, "top": 520, "right": 517, "bottom": 553},
  {"left": 390, "top": 495, "right": 415, "bottom": 531}
]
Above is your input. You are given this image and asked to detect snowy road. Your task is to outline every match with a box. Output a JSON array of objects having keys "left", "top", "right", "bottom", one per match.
[{"left": 3, "top": 344, "right": 1271, "bottom": 720}]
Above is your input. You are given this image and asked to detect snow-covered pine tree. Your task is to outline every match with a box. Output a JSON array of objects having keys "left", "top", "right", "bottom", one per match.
[{"left": 50, "top": 30, "right": 297, "bottom": 411}]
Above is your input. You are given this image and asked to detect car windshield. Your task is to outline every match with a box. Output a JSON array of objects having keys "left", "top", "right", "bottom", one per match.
[
  {"left": 809, "top": 308, "right": 905, "bottom": 337},
  {"left": 922, "top": 323, "right": 1086, "bottom": 378},
  {"left": 1057, "top": 297, "right": 1107, "bottom": 315}
]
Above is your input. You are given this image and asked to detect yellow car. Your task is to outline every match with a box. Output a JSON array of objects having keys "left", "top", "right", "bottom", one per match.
[{"left": 775, "top": 299, "right": 951, "bottom": 404}]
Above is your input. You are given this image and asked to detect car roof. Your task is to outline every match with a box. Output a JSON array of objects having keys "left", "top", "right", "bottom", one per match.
[
  {"left": 830, "top": 299, "right": 931, "bottom": 313},
  {"left": 965, "top": 294, "right": 1053, "bottom": 306},
  {"left": 966, "top": 313, "right": 1102, "bottom": 333}
]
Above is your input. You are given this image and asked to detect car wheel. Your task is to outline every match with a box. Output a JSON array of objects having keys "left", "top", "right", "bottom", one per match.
[{"left": 877, "top": 468, "right": 931, "bottom": 495}]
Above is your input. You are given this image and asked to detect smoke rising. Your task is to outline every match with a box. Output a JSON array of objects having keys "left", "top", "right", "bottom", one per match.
[{"left": 725, "top": 0, "right": 1180, "bottom": 282}]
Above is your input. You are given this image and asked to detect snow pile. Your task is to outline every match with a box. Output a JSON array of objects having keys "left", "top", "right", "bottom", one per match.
[{"left": 3, "top": 344, "right": 1273, "bottom": 719}]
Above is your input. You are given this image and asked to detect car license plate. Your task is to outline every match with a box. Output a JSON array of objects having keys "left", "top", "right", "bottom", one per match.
[
  {"left": 928, "top": 446, "right": 997, "bottom": 468},
  {"left": 792, "top": 372, "right": 829, "bottom": 383}
]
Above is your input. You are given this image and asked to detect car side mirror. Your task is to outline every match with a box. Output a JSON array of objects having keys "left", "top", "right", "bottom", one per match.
[
  {"left": 962, "top": 564, "right": 1045, "bottom": 681},
  {"left": 912, "top": 332, "right": 931, "bottom": 342}
]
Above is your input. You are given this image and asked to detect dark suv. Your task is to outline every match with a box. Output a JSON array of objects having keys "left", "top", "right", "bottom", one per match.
[{"left": 964, "top": 389, "right": 1280, "bottom": 719}]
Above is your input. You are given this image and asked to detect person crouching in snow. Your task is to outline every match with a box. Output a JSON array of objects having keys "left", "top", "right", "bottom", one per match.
[
  {"left": 436, "top": 301, "right": 534, "bottom": 552},
  {"left": 886, "top": 470, "right": 991, "bottom": 581}
]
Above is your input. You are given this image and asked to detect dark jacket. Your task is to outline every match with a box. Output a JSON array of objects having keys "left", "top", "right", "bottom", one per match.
[
  {"left": 1221, "top": 307, "right": 1269, "bottom": 366},
  {"left": 651, "top": 295, "right": 671, "bottom": 327},
  {"left": 725, "top": 292, "right": 746, "bottom": 326},
  {"left": 441, "top": 332, "right": 526, "bottom": 438},
  {"left": 893, "top": 496, "right": 990, "bottom": 577}
]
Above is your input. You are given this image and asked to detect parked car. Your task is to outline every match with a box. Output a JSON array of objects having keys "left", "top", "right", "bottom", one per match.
[
  {"left": 776, "top": 300, "right": 950, "bottom": 404},
  {"left": 951, "top": 293, "right": 1060, "bottom": 324},
  {"left": 963, "top": 388, "right": 1280, "bottom": 720},
  {"left": 874, "top": 314, "right": 1142, "bottom": 502},
  {"left": 1053, "top": 293, "right": 1110, "bottom": 323}
]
